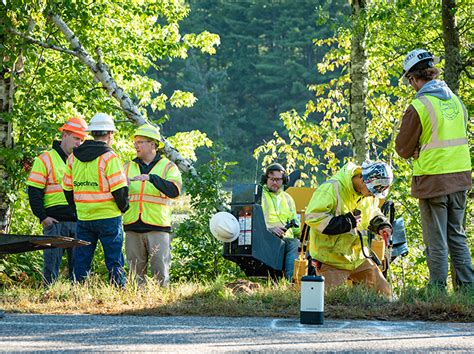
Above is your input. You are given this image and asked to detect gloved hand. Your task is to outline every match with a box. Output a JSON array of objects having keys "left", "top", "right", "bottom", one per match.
[
  {"left": 41, "top": 216, "right": 59, "bottom": 228},
  {"left": 369, "top": 215, "right": 392, "bottom": 235}
]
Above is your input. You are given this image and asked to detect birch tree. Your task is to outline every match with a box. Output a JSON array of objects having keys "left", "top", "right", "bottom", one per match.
[{"left": 0, "top": 1, "right": 219, "bottom": 233}]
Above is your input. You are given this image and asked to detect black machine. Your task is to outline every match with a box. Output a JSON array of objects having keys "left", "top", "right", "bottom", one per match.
[{"left": 223, "top": 184, "right": 286, "bottom": 277}]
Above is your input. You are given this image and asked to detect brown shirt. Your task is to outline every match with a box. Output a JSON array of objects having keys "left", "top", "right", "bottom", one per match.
[{"left": 395, "top": 105, "right": 471, "bottom": 199}]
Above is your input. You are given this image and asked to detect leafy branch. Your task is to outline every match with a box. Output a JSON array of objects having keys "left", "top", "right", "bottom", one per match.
[{"left": 9, "top": 12, "right": 197, "bottom": 175}]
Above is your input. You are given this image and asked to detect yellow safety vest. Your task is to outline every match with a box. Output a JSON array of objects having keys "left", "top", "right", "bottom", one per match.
[
  {"left": 26, "top": 149, "right": 68, "bottom": 208},
  {"left": 411, "top": 94, "right": 470, "bottom": 176},
  {"left": 261, "top": 187, "right": 300, "bottom": 238},
  {"left": 62, "top": 151, "right": 127, "bottom": 221},
  {"left": 123, "top": 158, "right": 182, "bottom": 227},
  {"left": 305, "top": 163, "right": 382, "bottom": 271}
]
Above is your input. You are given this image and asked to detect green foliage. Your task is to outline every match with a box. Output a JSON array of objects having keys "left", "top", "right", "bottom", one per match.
[
  {"left": 171, "top": 150, "right": 243, "bottom": 281},
  {"left": 254, "top": 0, "right": 473, "bottom": 290},
  {"left": 158, "top": 0, "right": 344, "bottom": 184},
  {"left": 1, "top": 1, "right": 221, "bottom": 285},
  {"left": 2, "top": 0, "right": 220, "bottom": 195}
]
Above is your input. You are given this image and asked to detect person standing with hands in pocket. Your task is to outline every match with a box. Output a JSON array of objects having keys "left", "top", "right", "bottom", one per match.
[
  {"left": 62, "top": 113, "right": 129, "bottom": 287},
  {"left": 27, "top": 117, "right": 88, "bottom": 285}
]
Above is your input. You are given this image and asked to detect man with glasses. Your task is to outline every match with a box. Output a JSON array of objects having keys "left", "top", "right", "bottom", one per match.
[
  {"left": 396, "top": 49, "right": 472, "bottom": 291},
  {"left": 305, "top": 161, "right": 394, "bottom": 296},
  {"left": 260, "top": 163, "right": 300, "bottom": 280},
  {"left": 123, "top": 124, "right": 182, "bottom": 286}
]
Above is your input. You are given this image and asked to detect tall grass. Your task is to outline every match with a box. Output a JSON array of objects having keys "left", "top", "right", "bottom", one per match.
[{"left": 1, "top": 276, "right": 472, "bottom": 321}]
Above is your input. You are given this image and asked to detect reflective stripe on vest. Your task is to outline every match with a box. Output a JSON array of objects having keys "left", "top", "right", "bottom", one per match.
[
  {"left": 261, "top": 190, "right": 295, "bottom": 225},
  {"left": 305, "top": 180, "right": 341, "bottom": 233},
  {"left": 69, "top": 151, "right": 124, "bottom": 221},
  {"left": 417, "top": 96, "right": 468, "bottom": 150},
  {"left": 27, "top": 150, "right": 68, "bottom": 208},
  {"left": 412, "top": 94, "right": 470, "bottom": 176},
  {"left": 305, "top": 166, "right": 376, "bottom": 271},
  {"left": 123, "top": 158, "right": 176, "bottom": 227},
  {"left": 261, "top": 189, "right": 297, "bottom": 238}
]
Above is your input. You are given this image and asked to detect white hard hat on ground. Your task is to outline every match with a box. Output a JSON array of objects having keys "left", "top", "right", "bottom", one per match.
[
  {"left": 87, "top": 113, "right": 117, "bottom": 132},
  {"left": 210, "top": 212, "right": 240, "bottom": 242}
]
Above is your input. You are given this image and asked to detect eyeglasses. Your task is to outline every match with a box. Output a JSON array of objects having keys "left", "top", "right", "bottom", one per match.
[
  {"left": 269, "top": 177, "right": 283, "bottom": 182},
  {"left": 134, "top": 140, "right": 152, "bottom": 145}
]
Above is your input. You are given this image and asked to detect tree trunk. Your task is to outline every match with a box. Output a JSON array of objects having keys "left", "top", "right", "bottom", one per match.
[
  {"left": 349, "top": 0, "right": 369, "bottom": 164},
  {"left": 0, "top": 15, "right": 35, "bottom": 234},
  {"left": 45, "top": 13, "right": 195, "bottom": 175},
  {"left": 0, "top": 66, "right": 15, "bottom": 234},
  {"left": 442, "top": 0, "right": 462, "bottom": 94}
]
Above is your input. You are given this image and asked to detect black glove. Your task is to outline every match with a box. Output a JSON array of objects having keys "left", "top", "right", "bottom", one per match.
[
  {"left": 322, "top": 212, "right": 358, "bottom": 235},
  {"left": 369, "top": 215, "right": 392, "bottom": 234}
]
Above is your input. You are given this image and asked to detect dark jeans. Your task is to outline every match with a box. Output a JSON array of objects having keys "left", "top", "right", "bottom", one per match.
[
  {"left": 73, "top": 216, "right": 126, "bottom": 287},
  {"left": 283, "top": 237, "right": 299, "bottom": 280},
  {"left": 42, "top": 221, "right": 76, "bottom": 285}
]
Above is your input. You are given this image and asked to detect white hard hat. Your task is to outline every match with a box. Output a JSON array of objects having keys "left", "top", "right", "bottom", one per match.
[
  {"left": 209, "top": 212, "right": 240, "bottom": 243},
  {"left": 401, "top": 49, "right": 439, "bottom": 83},
  {"left": 86, "top": 113, "right": 117, "bottom": 132}
]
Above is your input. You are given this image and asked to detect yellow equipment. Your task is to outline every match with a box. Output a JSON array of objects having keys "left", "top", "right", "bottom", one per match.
[
  {"left": 285, "top": 187, "right": 315, "bottom": 226},
  {"left": 286, "top": 187, "right": 315, "bottom": 288}
]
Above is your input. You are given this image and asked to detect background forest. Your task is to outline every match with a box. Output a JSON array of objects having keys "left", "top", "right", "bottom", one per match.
[{"left": 0, "top": 0, "right": 472, "bottom": 293}]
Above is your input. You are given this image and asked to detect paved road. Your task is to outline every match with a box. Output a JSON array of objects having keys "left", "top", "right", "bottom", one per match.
[{"left": 0, "top": 314, "right": 472, "bottom": 352}]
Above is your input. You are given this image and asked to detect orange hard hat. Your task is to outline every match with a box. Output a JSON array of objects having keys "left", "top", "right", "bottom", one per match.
[{"left": 59, "top": 117, "right": 88, "bottom": 138}]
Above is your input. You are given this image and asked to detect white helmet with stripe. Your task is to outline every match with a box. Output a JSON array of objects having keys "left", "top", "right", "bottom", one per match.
[
  {"left": 401, "top": 49, "right": 439, "bottom": 84},
  {"left": 87, "top": 113, "right": 117, "bottom": 132}
]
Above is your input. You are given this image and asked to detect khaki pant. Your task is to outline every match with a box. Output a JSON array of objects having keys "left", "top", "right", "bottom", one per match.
[
  {"left": 317, "top": 259, "right": 391, "bottom": 297},
  {"left": 125, "top": 231, "right": 171, "bottom": 286}
]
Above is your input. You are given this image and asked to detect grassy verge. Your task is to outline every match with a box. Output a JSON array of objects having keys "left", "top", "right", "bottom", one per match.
[{"left": 0, "top": 277, "right": 472, "bottom": 322}]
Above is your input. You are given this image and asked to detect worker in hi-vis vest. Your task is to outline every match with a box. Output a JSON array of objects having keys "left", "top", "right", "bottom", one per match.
[
  {"left": 305, "top": 161, "right": 393, "bottom": 296},
  {"left": 396, "top": 49, "right": 473, "bottom": 290},
  {"left": 123, "top": 124, "right": 182, "bottom": 286},
  {"left": 27, "top": 117, "right": 88, "bottom": 285},
  {"left": 62, "top": 113, "right": 129, "bottom": 287},
  {"left": 260, "top": 163, "right": 300, "bottom": 280}
]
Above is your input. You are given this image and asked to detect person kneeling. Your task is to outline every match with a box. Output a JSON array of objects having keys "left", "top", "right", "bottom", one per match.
[{"left": 305, "top": 161, "right": 393, "bottom": 297}]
